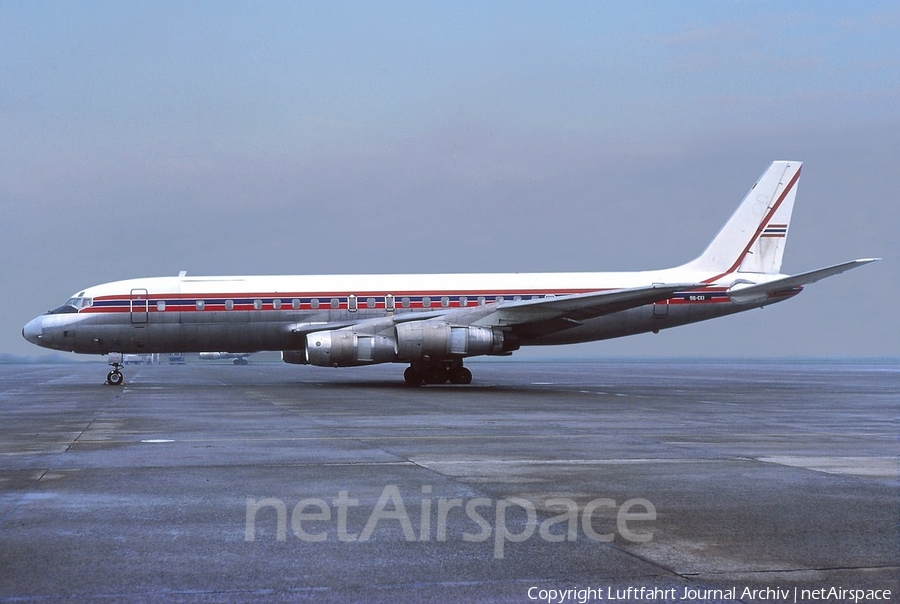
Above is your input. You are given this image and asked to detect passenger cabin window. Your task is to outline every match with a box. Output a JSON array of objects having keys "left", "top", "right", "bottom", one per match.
[
  {"left": 441, "top": 296, "right": 449, "bottom": 307},
  {"left": 330, "top": 298, "right": 340, "bottom": 309},
  {"left": 477, "top": 296, "right": 486, "bottom": 306},
  {"left": 157, "top": 301, "right": 166, "bottom": 311},
  {"left": 225, "top": 299, "right": 234, "bottom": 310},
  {"left": 196, "top": 300, "right": 205, "bottom": 310},
  {"left": 348, "top": 295, "right": 358, "bottom": 312},
  {"left": 366, "top": 297, "right": 376, "bottom": 308},
  {"left": 273, "top": 299, "right": 282, "bottom": 310},
  {"left": 459, "top": 296, "right": 468, "bottom": 307},
  {"left": 253, "top": 300, "right": 263, "bottom": 310},
  {"left": 422, "top": 296, "right": 431, "bottom": 308},
  {"left": 292, "top": 299, "right": 301, "bottom": 309},
  {"left": 311, "top": 299, "right": 319, "bottom": 309},
  {"left": 385, "top": 294, "right": 395, "bottom": 311},
  {"left": 401, "top": 297, "right": 410, "bottom": 308}
]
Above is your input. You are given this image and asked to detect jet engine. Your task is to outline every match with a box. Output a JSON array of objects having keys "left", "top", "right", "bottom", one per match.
[
  {"left": 288, "top": 321, "right": 519, "bottom": 368},
  {"left": 394, "top": 321, "right": 516, "bottom": 361},
  {"left": 304, "top": 328, "right": 396, "bottom": 367}
]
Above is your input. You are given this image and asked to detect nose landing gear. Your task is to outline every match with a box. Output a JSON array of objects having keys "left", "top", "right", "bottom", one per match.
[
  {"left": 106, "top": 364, "right": 124, "bottom": 386},
  {"left": 106, "top": 353, "right": 124, "bottom": 386}
]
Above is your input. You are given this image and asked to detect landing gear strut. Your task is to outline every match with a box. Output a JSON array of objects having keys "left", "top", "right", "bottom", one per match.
[{"left": 404, "top": 360, "right": 472, "bottom": 387}]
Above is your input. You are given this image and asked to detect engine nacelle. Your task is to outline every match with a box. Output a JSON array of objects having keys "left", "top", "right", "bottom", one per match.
[
  {"left": 305, "top": 328, "right": 396, "bottom": 367},
  {"left": 395, "top": 321, "right": 515, "bottom": 361}
]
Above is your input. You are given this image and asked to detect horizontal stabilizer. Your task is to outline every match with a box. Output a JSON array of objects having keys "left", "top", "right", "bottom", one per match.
[{"left": 727, "top": 259, "right": 880, "bottom": 303}]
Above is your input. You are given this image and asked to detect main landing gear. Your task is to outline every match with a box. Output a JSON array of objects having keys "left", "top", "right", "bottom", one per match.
[{"left": 404, "top": 360, "right": 472, "bottom": 387}]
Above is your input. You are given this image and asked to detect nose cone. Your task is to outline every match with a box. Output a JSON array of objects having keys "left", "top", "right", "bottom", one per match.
[{"left": 22, "top": 317, "right": 43, "bottom": 346}]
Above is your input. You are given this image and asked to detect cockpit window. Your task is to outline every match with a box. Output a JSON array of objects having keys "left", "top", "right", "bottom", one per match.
[
  {"left": 68, "top": 296, "right": 92, "bottom": 309},
  {"left": 47, "top": 304, "right": 78, "bottom": 314},
  {"left": 47, "top": 296, "right": 93, "bottom": 314}
]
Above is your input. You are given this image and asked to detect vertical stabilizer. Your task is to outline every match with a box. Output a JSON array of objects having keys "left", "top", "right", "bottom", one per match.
[{"left": 682, "top": 161, "right": 801, "bottom": 277}]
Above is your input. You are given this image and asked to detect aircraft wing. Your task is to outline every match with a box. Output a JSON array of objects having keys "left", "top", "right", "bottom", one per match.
[
  {"left": 288, "top": 283, "right": 705, "bottom": 339},
  {"left": 727, "top": 258, "right": 880, "bottom": 303},
  {"left": 486, "top": 283, "right": 705, "bottom": 324},
  {"left": 445, "top": 283, "right": 707, "bottom": 339}
]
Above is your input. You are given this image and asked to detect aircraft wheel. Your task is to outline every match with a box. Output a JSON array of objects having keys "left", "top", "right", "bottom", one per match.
[
  {"left": 404, "top": 367, "right": 424, "bottom": 387},
  {"left": 449, "top": 366, "right": 472, "bottom": 385},
  {"left": 106, "top": 370, "right": 124, "bottom": 386},
  {"left": 423, "top": 366, "right": 449, "bottom": 385}
]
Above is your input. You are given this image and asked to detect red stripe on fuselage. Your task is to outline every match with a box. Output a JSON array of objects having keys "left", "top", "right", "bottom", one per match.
[{"left": 78, "top": 288, "right": 735, "bottom": 314}]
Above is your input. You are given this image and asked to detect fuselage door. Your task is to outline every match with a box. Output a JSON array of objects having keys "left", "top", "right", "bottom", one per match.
[{"left": 130, "top": 288, "right": 149, "bottom": 324}]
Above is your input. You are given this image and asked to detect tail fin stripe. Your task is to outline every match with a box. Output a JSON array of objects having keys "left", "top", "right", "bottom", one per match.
[{"left": 702, "top": 166, "right": 802, "bottom": 283}]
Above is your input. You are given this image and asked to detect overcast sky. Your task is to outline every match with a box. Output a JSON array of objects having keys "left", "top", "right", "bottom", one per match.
[{"left": 2, "top": 1, "right": 897, "bottom": 359}]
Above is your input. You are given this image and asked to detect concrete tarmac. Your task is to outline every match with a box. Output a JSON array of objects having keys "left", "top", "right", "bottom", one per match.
[{"left": 0, "top": 360, "right": 897, "bottom": 603}]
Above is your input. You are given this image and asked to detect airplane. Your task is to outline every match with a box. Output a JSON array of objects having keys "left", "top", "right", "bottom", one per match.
[{"left": 22, "top": 161, "right": 878, "bottom": 386}]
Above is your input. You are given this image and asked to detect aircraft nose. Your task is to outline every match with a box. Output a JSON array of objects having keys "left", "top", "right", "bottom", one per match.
[{"left": 22, "top": 317, "right": 43, "bottom": 345}]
